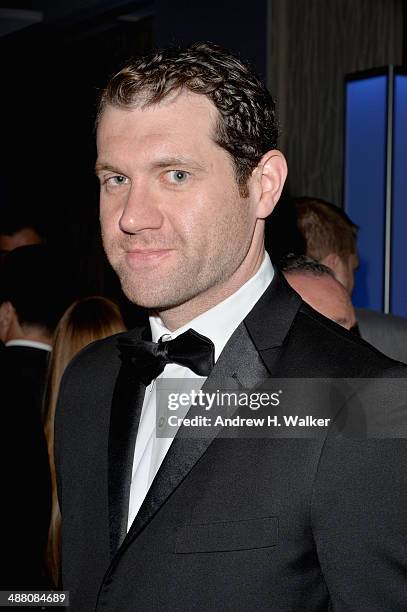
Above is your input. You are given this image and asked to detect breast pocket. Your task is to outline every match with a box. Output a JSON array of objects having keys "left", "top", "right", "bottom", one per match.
[{"left": 175, "top": 516, "right": 278, "bottom": 554}]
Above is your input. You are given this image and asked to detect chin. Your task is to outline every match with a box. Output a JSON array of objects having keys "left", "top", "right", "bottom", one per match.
[
  {"left": 122, "top": 278, "right": 205, "bottom": 312},
  {"left": 120, "top": 281, "right": 182, "bottom": 311}
]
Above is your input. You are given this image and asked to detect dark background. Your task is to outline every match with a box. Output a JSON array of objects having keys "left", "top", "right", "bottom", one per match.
[{"left": 0, "top": 0, "right": 406, "bottom": 312}]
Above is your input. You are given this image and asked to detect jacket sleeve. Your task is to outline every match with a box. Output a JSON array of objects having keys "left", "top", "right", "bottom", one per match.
[{"left": 311, "top": 374, "right": 407, "bottom": 609}]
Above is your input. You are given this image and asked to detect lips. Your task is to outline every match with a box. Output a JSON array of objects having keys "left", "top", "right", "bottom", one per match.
[{"left": 124, "top": 249, "right": 172, "bottom": 264}]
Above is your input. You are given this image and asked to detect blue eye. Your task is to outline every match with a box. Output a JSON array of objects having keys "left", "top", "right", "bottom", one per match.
[
  {"left": 106, "top": 175, "right": 129, "bottom": 186},
  {"left": 168, "top": 170, "right": 189, "bottom": 184}
]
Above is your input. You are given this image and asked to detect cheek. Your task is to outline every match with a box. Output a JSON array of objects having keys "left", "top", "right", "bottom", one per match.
[
  {"left": 99, "top": 208, "right": 110, "bottom": 235},
  {"left": 100, "top": 200, "right": 120, "bottom": 233},
  {"left": 100, "top": 216, "right": 118, "bottom": 249},
  {"left": 99, "top": 194, "right": 109, "bottom": 224},
  {"left": 171, "top": 192, "right": 212, "bottom": 241}
]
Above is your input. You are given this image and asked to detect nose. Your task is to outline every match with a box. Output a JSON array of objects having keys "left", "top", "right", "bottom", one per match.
[{"left": 119, "top": 181, "right": 164, "bottom": 234}]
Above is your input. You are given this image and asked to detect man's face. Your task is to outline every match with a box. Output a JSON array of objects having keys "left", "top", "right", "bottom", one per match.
[
  {"left": 96, "top": 92, "right": 263, "bottom": 314},
  {"left": 285, "top": 272, "right": 356, "bottom": 330}
]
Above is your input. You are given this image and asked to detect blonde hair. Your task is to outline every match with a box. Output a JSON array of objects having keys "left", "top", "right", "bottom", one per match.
[{"left": 44, "top": 296, "right": 126, "bottom": 586}]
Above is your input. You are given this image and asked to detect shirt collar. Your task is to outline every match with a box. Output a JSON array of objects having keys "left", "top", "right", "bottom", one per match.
[
  {"left": 149, "top": 252, "right": 274, "bottom": 361},
  {"left": 5, "top": 339, "right": 52, "bottom": 352}
]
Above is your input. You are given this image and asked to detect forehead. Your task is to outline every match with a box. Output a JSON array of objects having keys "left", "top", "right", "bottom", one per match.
[{"left": 97, "top": 91, "right": 219, "bottom": 156}]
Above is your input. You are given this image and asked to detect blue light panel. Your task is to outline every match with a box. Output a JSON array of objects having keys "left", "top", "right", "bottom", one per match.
[
  {"left": 390, "top": 74, "right": 407, "bottom": 316},
  {"left": 344, "top": 75, "right": 388, "bottom": 310}
]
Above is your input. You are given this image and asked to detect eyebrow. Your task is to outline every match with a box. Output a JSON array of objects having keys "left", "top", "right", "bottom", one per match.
[
  {"left": 94, "top": 162, "right": 122, "bottom": 175},
  {"left": 149, "top": 156, "right": 206, "bottom": 172},
  {"left": 95, "top": 156, "right": 206, "bottom": 175}
]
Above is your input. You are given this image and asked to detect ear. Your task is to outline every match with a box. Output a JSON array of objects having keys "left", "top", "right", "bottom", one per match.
[
  {"left": 0, "top": 301, "right": 15, "bottom": 342},
  {"left": 320, "top": 253, "right": 341, "bottom": 276},
  {"left": 253, "top": 150, "right": 288, "bottom": 219}
]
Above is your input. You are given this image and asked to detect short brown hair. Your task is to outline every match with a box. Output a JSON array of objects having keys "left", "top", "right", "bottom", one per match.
[
  {"left": 294, "top": 197, "right": 358, "bottom": 261},
  {"left": 97, "top": 42, "right": 278, "bottom": 193},
  {"left": 280, "top": 253, "right": 335, "bottom": 278}
]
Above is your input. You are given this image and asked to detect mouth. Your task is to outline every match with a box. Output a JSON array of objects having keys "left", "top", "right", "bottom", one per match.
[{"left": 124, "top": 248, "right": 173, "bottom": 264}]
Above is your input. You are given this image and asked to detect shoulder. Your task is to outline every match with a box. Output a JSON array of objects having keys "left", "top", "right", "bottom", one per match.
[
  {"left": 56, "top": 327, "right": 144, "bottom": 413},
  {"left": 285, "top": 302, "right": 406, "bottom": 377},
  {"left": 3, "top": 346, "right": 48, "bottom": 394},
  {"left": 61, "top": 328, "right": 142, "bottom": 382},
  {"left": 4, "top": 344, "right": 45, "bottom": 365},
  {"left": 356, "top": 307, "right": 407, "bottom": 331},
  {"left": 246, "top": 271, "right": 405, "bottom": 377},
  {"left": 54, "top": 328, "right": 145, "bottom": 456},
  {"left": 355, "top": 308, "right": 407, "bottom": 363}
]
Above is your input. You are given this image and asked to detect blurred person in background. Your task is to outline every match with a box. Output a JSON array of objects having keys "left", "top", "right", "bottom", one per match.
[
  {"left": 281, "top": 254, "right": 356, "bottom": 331},
  {"left": 284, "top": 197, "right": 407, "bottom": 362},
  {"left": 0, "top": 212, "right": 44, "bottom": 266},
  {"left": 0, "top": 245, "right": 64, "bottom": 418},
  {"left": 44, "top": 296, "right": 126, "bottom": 587},
  {"left": 0, "top": 245, "right": 66, "bottom": 589},
  {"left": 0, "top": 215, "right": 44, "bottom": 355},
  {"left": 0, "top": 222, "right": 42, "bottom": 254},
  {"left": 295, "top": 198, "right": 359, "bottom": 293}
]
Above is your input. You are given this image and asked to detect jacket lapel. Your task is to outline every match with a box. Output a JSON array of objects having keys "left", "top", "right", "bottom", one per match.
[
  {"left": 243, "top": 269, "right": 302, "bottom": 367},
  {"left": 120, "top": 272, "right": 300, "bottom": 544},
  {"left": 111, "top": 270, "right": 302, "bottom": 557},
  {"left": 107, "top": 327, "right": 148, "bottom": 557},
  {"left": 120, "top": 321, "right": 268, "bottom": 550}
]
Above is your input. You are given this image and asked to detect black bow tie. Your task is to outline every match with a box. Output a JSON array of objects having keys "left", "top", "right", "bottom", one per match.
[{"left": 117, "top": 328, "right": 215, "bottom": 386}]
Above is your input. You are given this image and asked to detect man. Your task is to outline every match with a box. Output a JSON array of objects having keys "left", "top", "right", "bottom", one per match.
[
  {"left": 0, "top": 245, "right": 60, "bottom": 416},
  {"left": 0, "top": 215, "right": 44, "bottom": 354},
  {"left": 0, "top": 245, "right": 65, "bottom": 589},
  {"left": 281, "top": 254, "right": 356, "bottom": 330},
  {"left": 55, "top": 43, "right": 407, "bottom": 610},
  {"left": 294, "top": 196, "right": 407, "bottom": 362}
]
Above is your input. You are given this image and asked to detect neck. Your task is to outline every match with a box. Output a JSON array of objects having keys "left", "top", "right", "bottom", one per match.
[
  {"left": 157, "top": 245, "right": 265, "bottom": 331},
  {"left": 7, "top": 325, "right": 52, "bottom": 346}
]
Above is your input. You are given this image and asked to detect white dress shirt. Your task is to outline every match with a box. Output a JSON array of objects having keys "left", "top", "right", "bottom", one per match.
[
  {"left": 5, "top": 339, "right": 52, "bottom": 352},
  {"left": 127, "top": 253, "right": 274, "bottom": 529}
]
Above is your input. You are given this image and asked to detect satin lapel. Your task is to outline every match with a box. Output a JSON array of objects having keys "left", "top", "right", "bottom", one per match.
[
  {"left": 243, "top": 270, "right": 302, "bottom": 374},
  {"left": 121, "top": 322, "right": 269, "bottom": 549},
  {"left": 108, "top": 328, "right": 148, "bottom": 557},
  {"left": 244, "top": 269, "right": 302, "bottom": 350}
]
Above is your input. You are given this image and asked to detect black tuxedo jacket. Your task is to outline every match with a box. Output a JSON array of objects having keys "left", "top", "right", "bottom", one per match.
[
  {"left": 4, "top": 345, "right": 49, "bottom": 419},
  {"left": 1, "top": 345, "right": 51, "bottom": 589},
  {"left": 55, "top": 273, "right": 407, "bottom": 611},
  {"left": 356, "top": 307, "right": 407, "bottom": 363}
]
